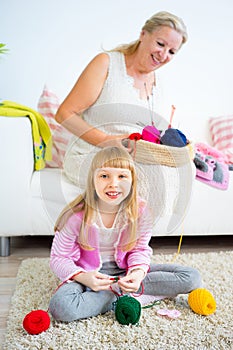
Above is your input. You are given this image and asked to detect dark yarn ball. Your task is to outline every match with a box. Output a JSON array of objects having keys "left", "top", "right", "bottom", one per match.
[
  {"left": 115, "top": 295, "right": 141, "bottom": 325},
  {"left": 161, "top": 128, "right": 187, "bottom": 147}
]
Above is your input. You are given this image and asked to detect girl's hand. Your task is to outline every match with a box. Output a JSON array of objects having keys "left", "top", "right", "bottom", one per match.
[
  {"left": 118, "top": 269, "right": 145, "bottom": 293},
  {"left": 73, "top": 271, "right": 112, "bottom": 291}
]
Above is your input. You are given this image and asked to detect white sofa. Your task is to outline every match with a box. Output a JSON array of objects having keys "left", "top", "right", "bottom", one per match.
[{"left": 0, "top": 116, "right": 232, "bottom": 256}]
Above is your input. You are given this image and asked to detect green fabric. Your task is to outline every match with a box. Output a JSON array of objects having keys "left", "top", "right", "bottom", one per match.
[{"left": 0, "top": 100, "right": 52, "bottom": 170}]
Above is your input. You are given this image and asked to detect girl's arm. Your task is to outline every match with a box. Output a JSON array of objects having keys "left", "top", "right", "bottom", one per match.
[
  {"left": 118, "top": 269, "right": 145, "bottom": 293},
  {"left": 118, "top": 202, "right": 153, "bottom": 293},
  {"left": 55, "top": 53, "right": 129, "bottom": 148},
  {"left": 73, "top": 270, "right": 113, "bottom": 291},
  {"left": 126, "top": 203, "right": 153, "bottom": 272},
  {"left": 49, "top": 218, "right": 84, "bottom": 282},
  {"left": 50, "top": 215, "right": 113, "bottom": 290}
]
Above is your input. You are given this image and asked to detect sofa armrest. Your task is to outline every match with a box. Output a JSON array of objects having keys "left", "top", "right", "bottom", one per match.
[
  {"left": 0, "top": 116, "right": 34, "bottom": 174},
  {"left": 0, "top": 116, "right": 34, "bottom": 235}
]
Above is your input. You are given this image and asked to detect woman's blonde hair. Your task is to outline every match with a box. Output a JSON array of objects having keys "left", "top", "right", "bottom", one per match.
[
  {"left": 112, "top": 11, "right": 188, "bottom": 55},
  {"left": 55, "top": 147, "right": 138, "bottom": 251}
]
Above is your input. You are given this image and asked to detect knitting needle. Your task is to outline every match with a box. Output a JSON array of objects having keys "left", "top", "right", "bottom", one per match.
[
  {"left": 168, "top": 105, "right": 176, "bottom": 128},
  {"left": 110, "top": 276, "right": 120, "bottom": 282},
  {"left": 136, "top": 121, "right": 146, "bottom": 127}
]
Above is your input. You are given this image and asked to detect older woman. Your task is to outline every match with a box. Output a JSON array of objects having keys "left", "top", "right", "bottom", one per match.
[{"left": 55, "top": 11, "right": 192, "bottom": 232}]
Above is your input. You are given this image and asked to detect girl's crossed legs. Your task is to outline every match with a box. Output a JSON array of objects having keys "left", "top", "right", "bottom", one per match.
[{"left": 49, "top": 263, "right": 202, "bottom": 322}]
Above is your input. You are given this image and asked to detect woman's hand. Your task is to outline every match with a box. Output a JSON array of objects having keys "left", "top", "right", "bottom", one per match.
[
  {"left": 73, "top": 271, "right": 112, "bottom": 291},
  {"left": 99, "top": 134, "right": 132, "bottom": 152},
  {"left": 118, "top": 269, "right": 145, "bottom": 293}
]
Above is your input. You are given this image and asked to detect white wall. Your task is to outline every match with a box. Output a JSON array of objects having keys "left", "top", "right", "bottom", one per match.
[{"left": 1, "top": 0, "right": 233, "bottom": 140}]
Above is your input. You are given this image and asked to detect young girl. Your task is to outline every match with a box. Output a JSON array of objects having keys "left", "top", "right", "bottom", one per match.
[{"left": 49, "top": 146, "right": 202, "bottom": 322}]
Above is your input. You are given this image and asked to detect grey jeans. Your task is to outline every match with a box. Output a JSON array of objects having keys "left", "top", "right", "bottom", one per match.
[{"left": 49, "top": 263, "right": 202, "bottom": 322}]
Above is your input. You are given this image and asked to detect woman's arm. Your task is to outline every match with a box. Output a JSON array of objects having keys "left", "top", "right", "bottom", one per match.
[{"left": 55, "top": 53, "right": 129, "bottom": 147}]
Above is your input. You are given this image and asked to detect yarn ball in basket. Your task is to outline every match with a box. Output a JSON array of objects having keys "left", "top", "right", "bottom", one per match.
[
  {"left": 142, "top": 125, "right": 160, "bottom": 144},
  {"left": 23, "top": 310, "right": 50, "bottom": 334},
  {"left": 129, "top": 132, "right": 142, "bottom": 141},
  {"left": 161, "top": 128, "right": 187, "bottom": 147},
  {"left": 115, "top": 295, "right": 141, "bottom": 325},
  {"left": 188, "top": 288, "right": 216, "bottom": 315}
]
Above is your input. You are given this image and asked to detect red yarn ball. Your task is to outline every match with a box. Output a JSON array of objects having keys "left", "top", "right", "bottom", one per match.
[
  {"left": 23, "top": 310, "right": 50, "bottom": 335},
  {"left": 129, "top": 132, "right": 142, "bottom": 141}
]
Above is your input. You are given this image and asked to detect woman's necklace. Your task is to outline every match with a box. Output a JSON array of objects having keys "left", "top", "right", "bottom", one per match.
[{"left": 144, "top": 77, "right": 155, "bottom": 126}]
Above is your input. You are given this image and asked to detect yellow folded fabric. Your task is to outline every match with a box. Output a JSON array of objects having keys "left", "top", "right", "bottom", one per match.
[{"left": 0, "top": 100, "right": 52, "bottom": 170}]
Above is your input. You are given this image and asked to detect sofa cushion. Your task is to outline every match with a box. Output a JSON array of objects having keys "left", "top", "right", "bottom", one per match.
[
  {"left": 37, "top": 86, "right": 73, "bottom": 168},
  {"left": 30, "top": 168, "right": 82, "bottom": 232},
  {"left": 209, "top": 115, "right": 233, "bottom": 164},
  {"left": 31, "top": 168, "right": 81, "bottom": 203}
]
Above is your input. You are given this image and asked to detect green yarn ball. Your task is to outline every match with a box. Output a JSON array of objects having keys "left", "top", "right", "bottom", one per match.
[{"left": 115, "top": 295, "right": 141, "bottom": 325}]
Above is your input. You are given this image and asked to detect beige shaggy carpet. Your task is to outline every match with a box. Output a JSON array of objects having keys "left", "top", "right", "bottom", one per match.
[{"left": 3, "top": 251, "right": 233, "bottom": 350}]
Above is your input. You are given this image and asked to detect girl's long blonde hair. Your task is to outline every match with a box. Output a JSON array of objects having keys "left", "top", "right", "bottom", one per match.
[
  {"left": 55, "top": 147, "right": 138, "bottom": 251},
  {"left": 112, "top": 11, "right": 188, "bottom": 55}
]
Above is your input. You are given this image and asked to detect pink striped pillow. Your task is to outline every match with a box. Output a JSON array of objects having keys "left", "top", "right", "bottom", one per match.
[
  {"left": 37, "top": 86, "right": 72, "bottom": 168},
  {"left": 209, "top": 116, "right": 233, "bottom": 164}
]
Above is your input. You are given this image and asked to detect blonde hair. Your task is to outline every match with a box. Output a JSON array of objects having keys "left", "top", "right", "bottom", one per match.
[
  {"left": 112, "top": 11, "right": 188, "bottom": 55},
  {"left": 55, "top": 147, "right": 138, "bottom": 251}
]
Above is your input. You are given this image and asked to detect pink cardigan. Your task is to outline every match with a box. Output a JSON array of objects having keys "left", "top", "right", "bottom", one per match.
[{"left": 50, "top": 200, "right": 153, "bottom": 282}]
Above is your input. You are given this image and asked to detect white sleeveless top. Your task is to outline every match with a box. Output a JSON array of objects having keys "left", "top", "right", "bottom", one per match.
[
  {"left": 63, "top": 52, "right": 193, "bottom": 230},
  {"left": 64, "top": 51, "right": 166, "bottom": 187}
]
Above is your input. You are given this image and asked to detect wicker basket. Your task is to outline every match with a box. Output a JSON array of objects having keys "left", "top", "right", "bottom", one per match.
[{"left": 133, "top": 139, "right": 194, "bottom": 167}]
